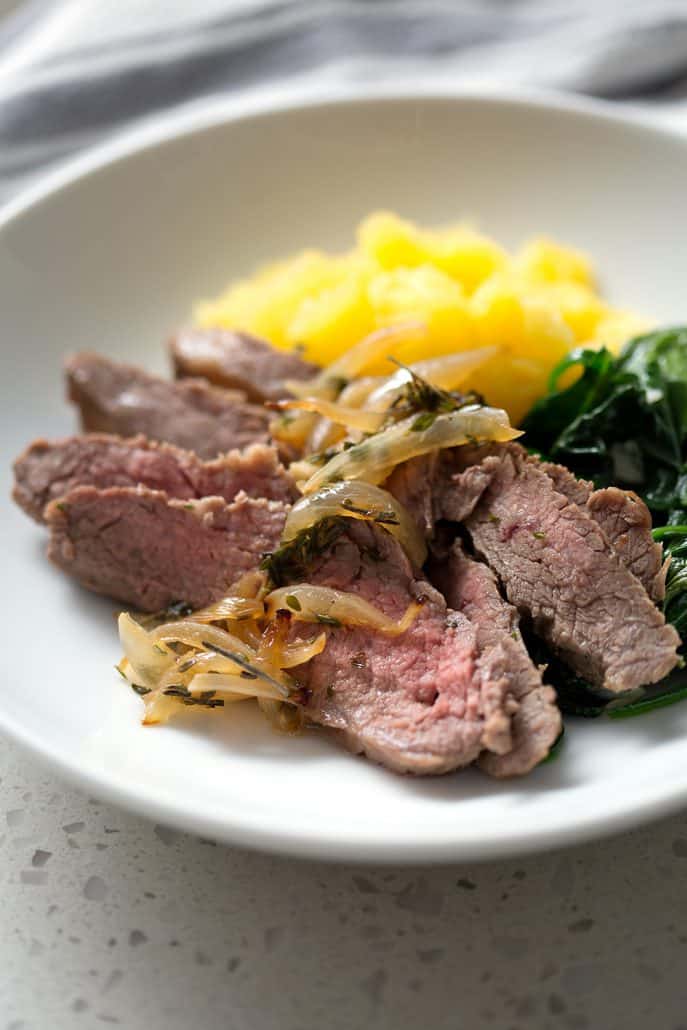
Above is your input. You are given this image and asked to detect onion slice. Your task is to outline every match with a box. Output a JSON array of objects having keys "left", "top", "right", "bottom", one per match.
[
  {"left": 302, "top": 406, "right": 522, "bottom": 493},
  {"left": 118, "top": 613, "right": 175, "bottom": 688},
  {"left": 151, "top": 621, "right": 292, "bottom": 698},
  {"left": 183, "top": 595, "right": 264, "bottom": 624},
  {"left": 280, "top": 633, "right": 328, "bottom": 668},
  {"left": 283, "top": 481, "right": 427, "bottom": 568},
  {"left": 265, "top": 585, "right": 422, "bottom": 636},
  {"left": 323, "top": 322, "right": 427, "bottom": 381},
  {"left": 187, "top": 673, "right": 286, "bottom": 701},
  {"left": 274, "top": 397, "right": 385, "bottom": 433},
  {"left": 364, "top": 347, "right": 499, "bottom": 409}
]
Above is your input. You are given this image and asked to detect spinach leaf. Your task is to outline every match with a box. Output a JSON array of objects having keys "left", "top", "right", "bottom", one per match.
[
  {"left": 522, "top": 327, "right": 687, "bottom": 716},
  {"left": 654, "top": 525, "right": 687, "bottom": 638},
  {"left": 523, "top": 327, "right": 687, "bottom": 521}
]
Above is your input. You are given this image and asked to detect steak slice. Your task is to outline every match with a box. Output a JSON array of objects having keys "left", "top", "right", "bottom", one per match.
[
  {"left": 66, "top": 352, "right": 271, "bottom": 459},
  {"left": 538, "top": 461, "right": 667, "bottom": 602},
  {"left": 432, "top": 543, "right": 561, "bottom": 777},
  {"left": 45, "top": 486, "right": 287, "bottom": 611},
  {"left": 461, "top": 447, "right": 680, "bottom": 693},
  {"left": 586, "top": 487, "right": 667, "bottom": 603},
  {"left": 294, "top": 522, "right": 519, "bottom": 775},
  {"left": 13, "top": 434, "right": 295, "bottom": 523},
  {"left": 385, "top": 452, "right": 492, "bottom": 534},
  {"left": 170, "top": 327, "right": 318, "bottom": 402},
  {"left": 402, "top": 442, "right": 669, "bottom": 604}
]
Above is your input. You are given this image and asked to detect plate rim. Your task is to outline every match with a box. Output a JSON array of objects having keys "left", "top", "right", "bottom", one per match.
[{"left": 3, "top": 83, "right": 687, "bottom": 863}]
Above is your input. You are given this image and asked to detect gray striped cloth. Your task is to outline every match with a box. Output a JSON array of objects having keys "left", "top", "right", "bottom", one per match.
[{"left": 1, "top": 0, "right": 687, "bottom": 202}]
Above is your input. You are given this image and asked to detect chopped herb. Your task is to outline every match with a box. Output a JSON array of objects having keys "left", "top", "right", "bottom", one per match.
[
  {"left": 510, "top": 631, "right": 519, "bottom": 641},
  {"left": 183, "top": 503, "right": 194, "bottom": 510},
  {"left": 341, "top": 498, "right": 400, "bottom": 526},
  {"left": 350, "top": 652, "right": 367, "bottom": 669},
  {"left": 163, "top": 685, "right": 190, "bottom": 698},
  {"left": 324, "top": 375, "right": 349, "bottom": 395},
  {"left": 387, "top": 361, "right": 482, "bottom": 425},
  {"left": 131, "top": 683, "right": 151, "bottom": 697},
  {"left": 316, "top": 614, "right": 342, "bottom": 627},
  {"left": 285, "top": 594, "right": 302, "bottom": 612},
  {"left": 55, "top": 502, "right": 67, "bottom": 513},
  {"left": 152, "top": 643, "right": 168, "bottom": 655},
  {"left": 201, "top": 640, "right": 289, "bottom": 695},
  {"left": 487, "top": 513, "right": 500, "bottom": 524},
  {"left": 532, "top": 531, "right": 546, "bottom": 540},
  {"left": 177, "top": 656, "right": 197, "bottom": 673},
  {"left": 305, "top": 447, "right": 339, "bottom": 466},
  {"left": 260, "top": 517, "right": 347, "bottom": 587},
  {"left": 410, "top": 411, "right": 438, "bottom": 432}
]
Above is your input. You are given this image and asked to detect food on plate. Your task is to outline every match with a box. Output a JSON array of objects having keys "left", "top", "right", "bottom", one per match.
[
  {"left": 13, "top": 436, "right": 295, "bottom": 523},
  {"left": 67, "top": 352, "right": 272, "bottom": 458},
  {"left": 431, "top": 542, "right": 559, "bottom": 779},
  {"left": 12, "top": 218, "right": 687, "bottom": 780},
  {"left": 169, "top": 327, "right": 318, "bottom": 402},
  {"left": 195, "top": 211, "right": 646, "bottom": 422},
  {"left": 45, "top": 487, "right": 288, "bottom": 611},
  {"left": 282, "top": 521, "right": 561, "bottom": 777}
]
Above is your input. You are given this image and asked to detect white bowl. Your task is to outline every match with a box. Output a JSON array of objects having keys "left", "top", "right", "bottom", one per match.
[{"left": 2, "top": 87, "right": 687, "bottom": 862}]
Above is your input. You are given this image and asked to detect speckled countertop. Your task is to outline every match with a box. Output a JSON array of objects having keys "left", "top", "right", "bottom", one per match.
[{"left": 2, "top": 738, "right": 686, "bottom": 1029}]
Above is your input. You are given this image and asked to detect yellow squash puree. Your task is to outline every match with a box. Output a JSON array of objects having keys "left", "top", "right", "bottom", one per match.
[{"left": 195, "top": 211, "right": 646, "bottom": 424}]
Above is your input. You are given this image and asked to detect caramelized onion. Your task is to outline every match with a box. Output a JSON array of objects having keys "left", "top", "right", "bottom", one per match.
[
  {"left": 303, "top": 406, "right": 522, "bottom": 492},
  {"left": 283, "top": 481, "right": 427, "bottom": 568},
  {"left": 275, "top": 396, "right": 385, "bottom": 433},
  {"left": 188, "top": 673, "right": 286, "bottom": 701},
  {"left": 183, "top": 595, "right": 264, "bottom": 624},
  {"left": 364, "top": 347, "right": 499, "bottom": 409},
  {"left": 322, "top": 323, "right": 427, "bottom": 381},
  {"left": 265, "top": 585, "right": 422, "bottom": 636},
  {"left": 118, "top": 613, "right": 175, "bottom": 688},
  {"left": 280, "top": 633, "right": 328, "bottom": 668}
]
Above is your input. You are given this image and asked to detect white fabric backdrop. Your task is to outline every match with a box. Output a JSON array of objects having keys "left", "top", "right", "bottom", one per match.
[{"left": 1, "top": 0, "right": 687, "bottom": 201}]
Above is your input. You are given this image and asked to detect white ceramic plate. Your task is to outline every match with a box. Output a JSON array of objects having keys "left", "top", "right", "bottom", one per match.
[{"left": 3, "top": 87, "right": 687, "bottom": 862}]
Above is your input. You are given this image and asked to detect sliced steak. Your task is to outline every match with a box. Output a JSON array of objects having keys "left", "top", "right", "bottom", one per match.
[
  {"left": 460, "top": 447, "right": 680, "bottom": 693},
  {"left": 397, "top": 441, "right": 669, "bottom": 604},
  {"left": 13, "top": 434, "right": 295, "bottom": 523},
  {"left": 170, "top": 327, "right": 317, "bottom": 402},
  {"left": 293, "top": 522, "right": 519, "bottom": 775},
  {"left": 586, "top": 487, "right": 668, "bottom": 603},
  {"left": 386, "top": 451, "right": 491, "bottom": 534},
  {"left": 45, "top": 486, "right": 287, "bottom": 611},
  {"left": 537, "top": 462, "right": 666, "bottom": 602},
  {"left": 66, "top": 352, "right": 271, "bottom": 459},
  {"left": 432, "top": 542, "right": 561, "bottom": 777}
]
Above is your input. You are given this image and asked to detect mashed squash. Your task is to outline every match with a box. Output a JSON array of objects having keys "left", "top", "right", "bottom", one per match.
[{"left": 195, "top": 212, "right": 647, "bottom": 424}]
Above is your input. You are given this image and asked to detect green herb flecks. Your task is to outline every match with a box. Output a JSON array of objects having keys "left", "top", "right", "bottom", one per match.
[
  {"left": 316, "top": 614, "right": 342, "bottom": 627},
  {"left": 387, "top": 362, "right": 482, "bottom": 426},
  {"left": 201, "top": 640, "right": 290, "bottom": 697},
  {"left": 260, "top": 517, "right": 347, "bottom": 587}
]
